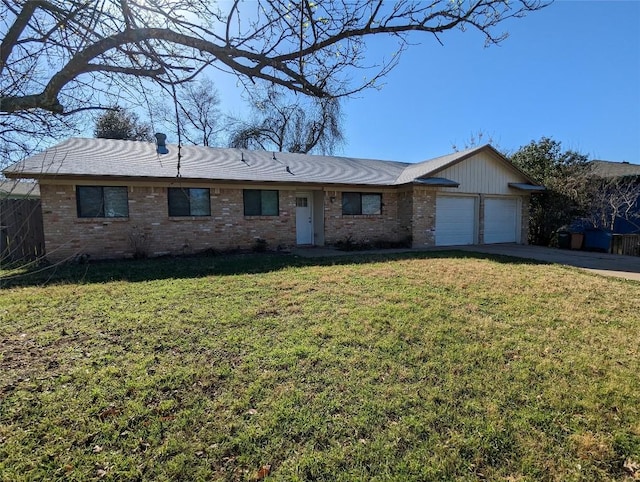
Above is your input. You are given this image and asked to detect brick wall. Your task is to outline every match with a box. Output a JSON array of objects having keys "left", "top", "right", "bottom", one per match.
[
  {"left": 396, "top": 188, "right": 414, "bottom": 244},
  {"left": 323, "top": 190, "right": 406, "bottom": 246},
  {"left": 40, "top": 183, "right": 296, "bottom": 262},
  {"left": 39, "top": 181, "right": 532, "bottom": 262},
  {"left": 520, "top": 196, "right": 530, "bottom": 245},
  {"left": 408, "top": 187, "right": 437, "bottom": 247}
]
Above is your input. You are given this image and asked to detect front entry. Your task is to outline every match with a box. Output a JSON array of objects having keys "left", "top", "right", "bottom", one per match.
[{"left": 296, "top": 192, "right": 313, "bottom": 245}]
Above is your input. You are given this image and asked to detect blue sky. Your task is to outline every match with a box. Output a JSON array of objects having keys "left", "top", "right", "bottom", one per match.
[{"left": 215, "top": 0, "right": 640, "bottom": 164}]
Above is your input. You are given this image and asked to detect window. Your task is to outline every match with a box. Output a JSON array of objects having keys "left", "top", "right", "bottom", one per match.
[
  {"left": 77, "top": 186, "right": 129, "bottom": 218},
  {"left": 168, "top": 188, "right": 211, "bottom": 216},
  {"left": 342, "top": 192, "right": 382, "bottom": 215},
  {"left": 244, "top": 190, "right": 279, "bottom": 216}
]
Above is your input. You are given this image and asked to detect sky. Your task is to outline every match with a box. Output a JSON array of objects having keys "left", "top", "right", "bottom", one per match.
[{"left": 213, "top": 0, "right": 640, "bottom": 164}]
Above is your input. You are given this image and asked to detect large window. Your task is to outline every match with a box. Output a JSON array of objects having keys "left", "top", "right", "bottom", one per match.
[
  {"left": 76, "top": 186, "right": 129, "bottom": 218},
  {"left": 243, "top": 190, "right": 279, "bottom": 216},
  {"left": 168, "top": 188, "right": 211, "bottom": 216},
  {"left": 342, "top": 192, "right": 382, "bottom": 215}
]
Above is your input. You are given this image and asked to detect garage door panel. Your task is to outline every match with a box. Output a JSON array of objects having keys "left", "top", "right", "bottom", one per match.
[
  {"left": 484, "top": 198, "right": 519, "bottom": 244},
  {"left": 436, "top": 196, "right": 476, "bottom": 246}
]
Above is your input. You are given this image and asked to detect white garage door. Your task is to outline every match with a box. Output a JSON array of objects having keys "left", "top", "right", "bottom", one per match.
[
  {"left": 484, "top": 198, "right": 519, "bottom": 244},
  {"left": 435, "top": 196, "right": 476, "bottom": 246}
]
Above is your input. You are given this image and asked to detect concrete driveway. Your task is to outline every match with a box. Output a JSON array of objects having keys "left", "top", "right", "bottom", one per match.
[{"left": 457, "top": 244, "right": 640, "bottom": 281}]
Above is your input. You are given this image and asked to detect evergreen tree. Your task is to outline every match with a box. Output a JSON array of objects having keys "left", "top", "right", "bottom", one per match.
[
  {"left": 94, "top": 108, "right": 153, "bottom": 141},
  {"left": 511, "top": 137, "right": 590, "bottom": 246}
]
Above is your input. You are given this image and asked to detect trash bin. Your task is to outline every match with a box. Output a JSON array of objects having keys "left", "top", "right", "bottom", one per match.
[
  {"left": 557, "top": 230, "right": 571, "bottom": 249},
  {"left": 570, "top": 232, "right": 584, "bottom": 250},
  {"left": 583, "top": 229, "right": 612, "bottom": 253}
]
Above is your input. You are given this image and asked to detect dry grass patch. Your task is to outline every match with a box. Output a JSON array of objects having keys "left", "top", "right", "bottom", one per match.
[{"left": 571, "top": 432, "right": 615, "bottom": 463}]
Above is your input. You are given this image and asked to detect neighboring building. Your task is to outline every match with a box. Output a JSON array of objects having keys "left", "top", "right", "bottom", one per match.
[
  {"left": 591, "top": 160, "right": 640, "bottom": 179},
  {"left": 590, "top": 160, "right": 640, "bottom": 234},
  {"left": 0, "top": 180, "right": 40, "bottom": 199},
  {"left": 2, "top": 138, "right": 543, "bottom": 262}
]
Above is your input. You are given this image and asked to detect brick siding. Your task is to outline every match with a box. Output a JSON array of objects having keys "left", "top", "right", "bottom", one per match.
[
  {"left": 39, "top": 182, "right": 529, "bottom": 262},
  {"left": 520, "top": 197, "right": 530, "bottom": 245},
  {"left": 323, "top": 190, "right": 409, "bottom": 246},
  {"left": 40, "top": 183, "right": 296, "bottom": 262},
  {"left": 408, "top": 187, "right": 437, "bottom": 247}
]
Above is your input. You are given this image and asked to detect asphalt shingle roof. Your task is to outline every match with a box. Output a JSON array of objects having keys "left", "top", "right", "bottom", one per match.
[
  {"left": 0, "top": 180, "right": 40, "bottom": 198},
  {"left": 590, "top": 160, "right": 640, "bottom": 178},
  {"left": 3, "top": 138, "right": 529, "bottom": 187}
]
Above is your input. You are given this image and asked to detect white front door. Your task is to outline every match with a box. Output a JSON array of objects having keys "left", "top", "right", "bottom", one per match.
[{"left": 296, "top": 193, "right": 313, "bottom": 245}]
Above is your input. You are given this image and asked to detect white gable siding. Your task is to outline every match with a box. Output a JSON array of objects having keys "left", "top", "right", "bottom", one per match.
[{"left": 437, "top": 152, "right": 528, "bottom": 194}]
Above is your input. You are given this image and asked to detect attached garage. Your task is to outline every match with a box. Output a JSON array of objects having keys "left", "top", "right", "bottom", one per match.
[
  {"left": 484, "top": 197, "right": 520, "bottom": 244},
  {"left": 435, "top": 195, "right": 477, "bottom": 246},
  {"left": 421, "top": 146, "right": 544, "bottom": 248}
]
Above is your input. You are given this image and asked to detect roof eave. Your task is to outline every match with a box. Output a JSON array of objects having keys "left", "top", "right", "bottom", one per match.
[
  {"left": 4, "top": 172, "right": 403, "bottom": 189},
  {"left": 2, "top": 169, "right": 31, "bottom": 180},
  {"left": 411, "top": 177, "right": 460, "bottom": 187},
  {"left": 508, "top": 182, "right": 546, "bottom": 192}
]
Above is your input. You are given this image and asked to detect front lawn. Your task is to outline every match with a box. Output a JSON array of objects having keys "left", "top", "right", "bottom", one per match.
[{"left": 1, "top": 252, "right": 639, "bottom": 481}]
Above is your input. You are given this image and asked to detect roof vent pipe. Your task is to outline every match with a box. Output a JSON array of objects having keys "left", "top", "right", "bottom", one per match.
[{"left": 155, "top": 133, "right": 169, "bottom": 154}]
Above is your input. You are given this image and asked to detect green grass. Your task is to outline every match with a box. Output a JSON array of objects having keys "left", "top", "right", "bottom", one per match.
[{"left": 1, "top": 252, "right": 639, "bottom": 481}]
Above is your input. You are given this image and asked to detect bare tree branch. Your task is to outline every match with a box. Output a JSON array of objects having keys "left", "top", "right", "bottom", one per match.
[
  {"left": 585, "top": 175, "right": 640, "bottom": 231},
  {"left": 0, "top": 0, "right": 548, "bottom": 162},
  {"left": 2, "top": 1, "right": 548, "bottom": 109},
  {"left": 228, "top": 88, "right": 344, "bottom": 154}
]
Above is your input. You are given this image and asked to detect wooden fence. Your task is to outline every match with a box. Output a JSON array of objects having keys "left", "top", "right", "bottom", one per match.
[
  {"left": 611, "top": 234, "right": 640, "bottom": 257},
  {"left": 0, "top": 199, "right": 45, "bottom": 265}
]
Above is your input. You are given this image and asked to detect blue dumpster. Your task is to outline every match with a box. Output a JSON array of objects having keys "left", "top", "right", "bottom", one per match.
[{"left": 583, "top": 229, "right": 612, "bottom": 253}]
